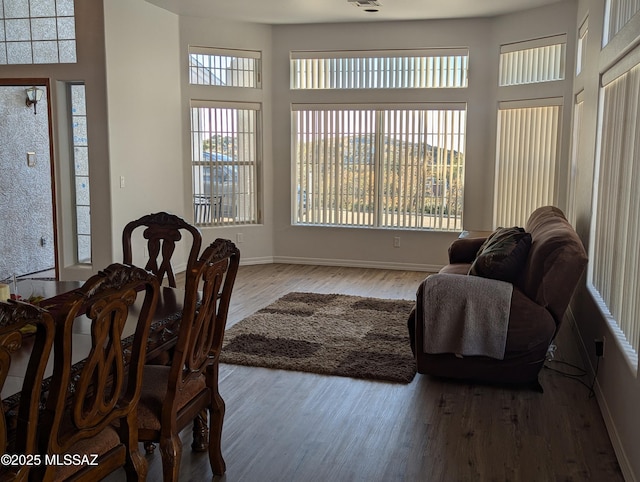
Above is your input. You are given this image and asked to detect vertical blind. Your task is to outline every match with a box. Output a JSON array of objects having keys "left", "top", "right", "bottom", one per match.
[
  {"left": 494, "top": 101, "right": 561, "bottom": 228},
  {"left": 567, "top": 93, "right": 584, "bottom": 226},
  {"left": 290, "top": 49, "right": 469, "bottom": 90},
  {"left": 590, "top": 59, "right": 640, "bottom": 368},
  {"left": 191, "top": 101, "right": 260, "bottom": 226},
  {"left": 292, "top": 103, "right": 465, "bottom": 231},
  {"left": 604, "top": 0, "right": 640, "bottom": 46},
  {"left": 499, "top": 35, "right": 567, "bottom": 86}
]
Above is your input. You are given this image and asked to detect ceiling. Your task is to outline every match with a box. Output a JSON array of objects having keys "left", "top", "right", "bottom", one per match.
[{"left": 146, "top": 0, "right": 569, "bottom": 25}]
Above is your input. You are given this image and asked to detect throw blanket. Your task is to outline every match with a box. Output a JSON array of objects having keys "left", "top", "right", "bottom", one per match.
[{"left": 421, "top": 274, "right": 513, "bottom": 359}]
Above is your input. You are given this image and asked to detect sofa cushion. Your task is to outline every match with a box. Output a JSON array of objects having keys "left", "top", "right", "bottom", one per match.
[{"left": 468, "top": 227, "right": 532, "bottom": 283}]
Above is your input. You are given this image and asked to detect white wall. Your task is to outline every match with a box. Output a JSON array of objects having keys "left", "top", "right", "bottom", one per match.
[
  {"left": 270, "top": 4, "right": 576, "bottom": 271},
  {"left": 569, "top": 1, "right": 640, "bottom": 480},
  {"left": 103, "top": 0, "right": 186, "bottom": 270}
]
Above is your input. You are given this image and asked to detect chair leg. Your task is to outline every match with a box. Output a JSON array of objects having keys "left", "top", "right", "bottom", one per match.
[
  {"left": 159, "top": 433, "right": 182, "bottom": 482},
  {"left": 192, "top": 409, "right": 209, "bottom": 452},
  {"left": 209, "top": 390, "right": 226, "bottom": 475}
]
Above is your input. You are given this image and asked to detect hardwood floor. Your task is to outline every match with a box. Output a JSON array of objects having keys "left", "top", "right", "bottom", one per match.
[{"left": 108, "top": 264, "right": 622, "bottom": 481}]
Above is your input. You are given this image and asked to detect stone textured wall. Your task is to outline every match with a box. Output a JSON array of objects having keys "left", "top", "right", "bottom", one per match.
[{"left": 0, "top": 85, "right": 55, "bottom": 280}]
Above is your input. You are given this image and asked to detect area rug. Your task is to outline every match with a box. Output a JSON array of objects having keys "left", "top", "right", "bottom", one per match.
[{"left": 220, "top": 292, "right": 417, "bottom": 383}]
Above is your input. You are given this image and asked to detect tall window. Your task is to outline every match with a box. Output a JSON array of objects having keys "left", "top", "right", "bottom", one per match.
[
  {"left": 494, "top": 100, "right": 561, "bottom": 227},
  {"left": 189, "top": 46, "right": 261, "bottom": 88},
  {"left": 70, "top": 83, "right": 91, "bottom": 263},
  {"left": 576, "top": 18, "right": 588, "bottom": 76},
  {"left": 191, "top": 102, "right": 260, "bottom": 226},
  {"left": 567, "top": 91, "right": 585, "bottom": 226},
  {"left": 589, "top": 50, "right": 640, "bottom": 371},
  {"left": 291, "top": 49, "right": 469, "bottom": 90},
  {"left": 494, "top": 35, "right": 567, "bottom": 228},
  {"left": 293, "top": 104, "right": 465, "bottom": 231},
  {"left": 0, "top": 0, "right": 76, "bottom": 64},
  {"left": 499, "top": 35, "right": 566, "bottom": 86}
]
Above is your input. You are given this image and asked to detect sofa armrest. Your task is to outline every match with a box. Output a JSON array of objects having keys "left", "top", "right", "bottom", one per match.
[{"left": 447, "top": 237, "right": 486, "bottom": 264}]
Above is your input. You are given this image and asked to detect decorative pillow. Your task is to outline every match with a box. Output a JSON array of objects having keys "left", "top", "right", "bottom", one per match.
[{"left": 468, "top": 226, "right": 532, "bottom": 283}]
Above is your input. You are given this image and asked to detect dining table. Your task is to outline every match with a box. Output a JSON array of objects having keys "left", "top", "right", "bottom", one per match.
[{"left": 1, "top": 278, "right": 187, "bottom": 412}]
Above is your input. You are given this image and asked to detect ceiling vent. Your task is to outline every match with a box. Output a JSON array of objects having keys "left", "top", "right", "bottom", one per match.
[{"left": 348, "top": 0, "right": 381, "bottom": 7}]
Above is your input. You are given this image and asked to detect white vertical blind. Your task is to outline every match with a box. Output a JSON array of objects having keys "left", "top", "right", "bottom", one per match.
[
  {"left": 292, "top": 104, "right": 465, "bottom": 231},
  {"left": 604, "top": 0, "right": 640, "bottom": 45},
  {"left": 290, "top": 49, "right": 469, "bottom": 90},
  {"left": 499, "top": 36, "right": 567, "bottom": 86},
  {"left": 576, "top": 19, "right": 588, "bottom": 76},
  {"left": 567, "top": 93, "right": 584, "bottom": 226},
  {"left": 494, "top": 102, "right": 561, "bottom": 227},
  {"left": 590, "top": 58, "right": 640, "bottom": 367}
]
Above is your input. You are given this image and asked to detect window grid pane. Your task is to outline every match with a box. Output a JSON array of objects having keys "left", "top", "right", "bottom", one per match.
[
  {"left": 191, "top": 105, "right": 260, "bottom": 226},
  {"left": 291, "top": 50, "right": 469, "bottom": 90},
  {"left": 70, "top": 84, "right": 91, "bottom": 264},
  {"left": 188, "top": 48, "right": 261, "bottom": 88},
  {"left": 293, "top": 106, "right": 465, "bottom": 231},
  {"left": 0, "top": 0, "right": 77, "bottom": 65}
]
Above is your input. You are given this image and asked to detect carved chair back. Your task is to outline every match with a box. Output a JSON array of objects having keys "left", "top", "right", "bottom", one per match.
[
  {"left": 122, "top": 212, "right": 202, "bottom": 288},
  {"left": 0, "top": 300, "right": 54, "bottom": 482},
  {"left": 36, "top": 264, "right": 159, "bottom": 481},
  {"left": 136, "top": 239, "right": 239, "bottom": 479},
  {"left": 169, "top": 238, "right": 240, "bottom": 398}
]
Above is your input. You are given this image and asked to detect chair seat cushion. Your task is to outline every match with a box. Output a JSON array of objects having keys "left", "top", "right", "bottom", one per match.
[
  {"left": 53, "top": 425, "right": 122, "bottom": 480},
  {"left": 137, "top": 365, "right": 207, "bottom": 431}
]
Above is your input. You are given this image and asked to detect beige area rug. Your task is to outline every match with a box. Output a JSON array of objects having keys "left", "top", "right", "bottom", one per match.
[{"left": 220, "top": 292, "right": 417, "bottom": 384}]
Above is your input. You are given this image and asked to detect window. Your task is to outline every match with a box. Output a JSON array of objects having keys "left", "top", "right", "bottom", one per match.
[
  {"left": 0, "top": 0, "right": 76, "bottom": 64},
  {"left": 191, "top": 101, "right": 260, "bottom": 226},
  {"left": 567, "top": 91, "right": 585, "bottom": 226},
  {"left": 293, "top": 104, "right": 465, "bottom": 231},
  {"left": 70, "top": 84, "right": 91, "bottom": 263},
  {"left": 494, "top": 100, "right": 562, "bottom": 227},
  {"left": 291, "top": 49, "right": 469, "bottom": 90},
  {"left": 576, "top": 18, "right": 588, "bottom": 76},
  {"left": 589, "top": 50, "right": 640, "bottom": 371},
  {"left": 603, "top": 0, "right": 640, "bottom": 46},
  {"left": 499, "top": 35, "right": 567, "bottom": 86},
  {"left": 189, "top": 46, "right": 261, "bottom": 88}
]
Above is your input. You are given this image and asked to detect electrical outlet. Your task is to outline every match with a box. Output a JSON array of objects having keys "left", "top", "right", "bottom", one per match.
[
  {"left": 393, "top": 236, "right": 400, "bottom": 248},
  {"left": 595, "top": 337, "right": 605, "bottom": 357},
  {"left": 236, "top": 233, "right": 244, "bottom": 244}
]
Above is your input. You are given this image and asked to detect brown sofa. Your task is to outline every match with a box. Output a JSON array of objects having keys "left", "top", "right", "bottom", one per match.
[{"left": 410, "top": 206, "right": 588, "bottom": 387}]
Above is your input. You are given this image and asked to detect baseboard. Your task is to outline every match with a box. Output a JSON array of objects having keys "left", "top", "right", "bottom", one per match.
[
  {"left": 272, "top": 256, "right": 440, "bottom": 272},
  {"left": 174, "top": 256, "right": 438, "bottom": 274},
  {"left": 567, "top": 309, "right": 636, "bottom": 482}
]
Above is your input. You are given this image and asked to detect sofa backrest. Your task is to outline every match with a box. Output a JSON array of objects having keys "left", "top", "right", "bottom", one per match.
[{"left": 520, "top": 206, "right": 588, "bottom": 328}]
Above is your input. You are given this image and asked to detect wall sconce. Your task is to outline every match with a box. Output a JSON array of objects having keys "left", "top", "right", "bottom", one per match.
[{"left": 25, "top": 86, "right": 44, "bottom": 115}]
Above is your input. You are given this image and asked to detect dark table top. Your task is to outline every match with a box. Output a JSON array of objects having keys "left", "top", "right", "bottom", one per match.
[{"left": 2, "top": 279, "right": 185, "bottom": 401}]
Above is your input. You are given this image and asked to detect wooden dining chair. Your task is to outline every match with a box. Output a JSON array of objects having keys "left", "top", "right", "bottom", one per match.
[
  {"left": 0, "top": 300, "right": 55, "bottom": 482},
  {"left": 136, "top": 238, "right": 240, "bottom": 481},
  {"left": 122, "top": 211, "right": 202, "bottom": 288},
  {"left": 34, "top": 263, "right": 159, "bottom": 482}
]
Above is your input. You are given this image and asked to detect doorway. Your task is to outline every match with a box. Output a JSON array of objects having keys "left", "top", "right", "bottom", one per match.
[{"left": 0, "top": 81, "right": 57, "bottom": 282}]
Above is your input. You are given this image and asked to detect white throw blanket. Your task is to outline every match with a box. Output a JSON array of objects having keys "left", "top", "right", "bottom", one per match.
[{"left": 421, "top": 274, "right": 513, "bottom": 359}]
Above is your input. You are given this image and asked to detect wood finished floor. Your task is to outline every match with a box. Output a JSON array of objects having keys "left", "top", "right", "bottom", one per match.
[{"left": 106, "top": 263, "right": 622, "bottom": 481}]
